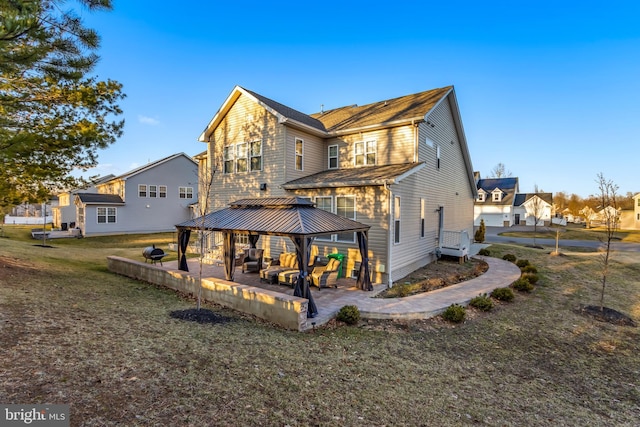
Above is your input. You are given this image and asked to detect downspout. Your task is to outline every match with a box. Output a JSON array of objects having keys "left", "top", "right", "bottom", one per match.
[{"left": 384, "top": 180, "right": 394, "bottom": 288}]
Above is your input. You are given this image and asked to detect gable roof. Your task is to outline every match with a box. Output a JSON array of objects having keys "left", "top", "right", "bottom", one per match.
[
  {"left": 103, "top": 153, "right": 196, "bottom": 183},
  {"left": 476, "top": 177, "right": 519, "bottom": 206},
  {"left": 310, "top": 87, "right": 452, "bottom": 133},
  {"left": 514, "top": 193, "right": 553, "bottom": 207},
  {"left": 282, "top": 163, "right": 425, "bottom": 190},
  {"left": 75, "top": 193, "right": 125, "bottom": 205}
]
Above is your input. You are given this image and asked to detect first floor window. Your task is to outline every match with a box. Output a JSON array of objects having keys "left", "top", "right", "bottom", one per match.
[
  {"left": 394, "top": 196, "right": 401, "bottom": 244},
  {"left": 179, "top": 186, "right": 193, "bottom": 199},
  {"left": 336, "top": 196, "right": 356, "bottom": 242},
  {"left": 97, "top": 207, "right": 116, "bottom": 224},
  {"left": 315, "top": 196, "right": 333, "bottom": 241},
  {"left": 78, "top": 207, "right": 84, "bottom": 224},
  {"left": 295, "top": 138, "right": 304, "bottom": 170},
  {"left": 328, "top": 145, "right": 338, "bottom": 169},
  {"left": 138, "top": 184, "right": 147, "bottom": 197}
]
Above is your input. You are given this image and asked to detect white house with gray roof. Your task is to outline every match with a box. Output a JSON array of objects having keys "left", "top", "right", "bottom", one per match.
[{"left": 74, "top": 153, "right": 198, "bottom": 237}]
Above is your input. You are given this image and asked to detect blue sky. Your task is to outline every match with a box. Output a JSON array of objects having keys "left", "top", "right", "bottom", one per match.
[{"left": 78, "top": 1, "right": 640, "bottom": 197}]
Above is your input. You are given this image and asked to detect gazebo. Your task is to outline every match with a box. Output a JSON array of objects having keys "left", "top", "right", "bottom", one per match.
[{"left": 175, "top": 197, "right": 372, "bottom": 317}]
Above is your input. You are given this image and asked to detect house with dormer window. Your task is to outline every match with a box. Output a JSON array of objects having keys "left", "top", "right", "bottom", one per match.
[
  {"left": 196, "top": 85, "right": 477, "bottom": 286},
  {"left": 474, "top": 177, "right": 519, "bottom": 226}
]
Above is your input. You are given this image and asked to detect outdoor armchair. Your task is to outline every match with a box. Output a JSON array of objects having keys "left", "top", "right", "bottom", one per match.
[
  {"left": 242, "top": 248, "right": 264, "bottom": 273},
  {"left": 310, "top": 257, "right": 341, "bottom": 289}
]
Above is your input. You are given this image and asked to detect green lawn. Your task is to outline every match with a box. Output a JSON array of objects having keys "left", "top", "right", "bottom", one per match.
[
  {"left": 1, "top": 226, "right": 639, "bottom": 426},
  {"left": 499, "top": 224, "right": 640, "bottom": 243}
]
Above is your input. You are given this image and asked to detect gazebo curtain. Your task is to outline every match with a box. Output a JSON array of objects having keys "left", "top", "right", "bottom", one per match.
[
  {"left": 356, "top": 230, "right": 372, "bottom": 291},
  {"left": 223, "top": 232, "right": 236, "bottom": 281},
  {"left": 291, "top": 236, "right": 318, "bottom": 318},
  {"left": 248, "top": 234, "right": 259, "bottom": 248},
  {"left": 177, "top": 228, "right": 191, "bottom": 272}
]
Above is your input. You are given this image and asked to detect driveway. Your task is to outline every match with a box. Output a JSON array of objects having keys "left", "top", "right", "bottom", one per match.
[{"left": 482, "top": 226, "right": 640, "bottom": 252}]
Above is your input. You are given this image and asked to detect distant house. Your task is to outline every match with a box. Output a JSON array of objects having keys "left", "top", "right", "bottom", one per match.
[
  {"left": 74, "top": 153, "right": 198, "bottom": 237},
  {"left": 619, "top": 193, "right": 640, "bottom": 230},
  {"left": 513, "top": 193, "right": 553, "bottom": 226},
  {"left": 474, "top": 177, "right": 519, "bottom": 226},
  {"left": 52, "top": 174, "right": 115, "bottom": 229},
  {"left": 194, "top": 85, "right": 477, "bottom": 286}
]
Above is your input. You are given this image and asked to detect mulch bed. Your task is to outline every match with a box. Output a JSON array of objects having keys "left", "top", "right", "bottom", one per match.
[
  {"left": 575, "top": 305, "right": 637, "bottom": 327},
  {"left": 169, "top": 308, "right": 233, "bottom": 324}
]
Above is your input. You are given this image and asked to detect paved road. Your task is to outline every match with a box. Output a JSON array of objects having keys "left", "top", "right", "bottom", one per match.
[{"left": 483, "top": 226, "right": 640, "bottom": 252}]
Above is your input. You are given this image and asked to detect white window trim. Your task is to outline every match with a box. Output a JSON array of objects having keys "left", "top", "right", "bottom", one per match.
[
  {"left": 97, "top": 207, "right": 117, "bottom": 224},
  {"left": 179, "top": 186, "right": 194, "bottom": 199},
  {"left": 420, "top": 198, "right": 426, "bottom": 238},
  {"left": 328, "top": 144, "right": 339, "bottom": 169},
  {"left": 354, "top": 140, "right": 377, "bottom": 167},
  {"left": 436, "top": 144, "right": 441, "bottom": 170},
  {"left": 223, "top": 145, "right": 234, "bottom": 174},
  {"left": 250, "top": 140, "right": 262, "bottom": 172},
  {"left": 336, "top": 195, "right": 356, "bottom": 243},
  {"left": 295, "top": 138, "right": 304, "bottom": 171},
  {"left": 315, "top": 196, "right": 334, "bottom": 241},
  {"left": 492, "top": 190, "right": 502, "bottom": 202},
  {"left": 236, "top": 142, "right": 248, "bottom": 173},
  {"left": 159, "top": 185, "right": 167, "bottom": 198},
  {"left": 394, "top": 196, "right": 401, "bottom": 244},
  {"left": 138, "top": 184, "right": 147, "bottom": 198},
  {"left": 149, "top": 184, "right": 157, "bottom": 198},
  {"left": 477, "top": 192, "right": 485, "bottom": 202}
]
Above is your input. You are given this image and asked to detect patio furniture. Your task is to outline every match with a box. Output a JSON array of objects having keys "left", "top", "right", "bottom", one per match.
[
  {"left": 278, "top": 269, "right": 299, "bottom": 287},
  {"left": 310, "top": 257, "right": 342, "bottom": 289},
  {"left": 260, "top": 252, "right": 298, "bottom": 284},
  {"left": 242, "top": 248, "right": 264, "bottom": 273}
]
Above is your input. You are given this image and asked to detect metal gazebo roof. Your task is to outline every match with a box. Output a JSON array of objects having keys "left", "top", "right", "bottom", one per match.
[{"left": 175, "top": 197, "right": 370, "bottom": 236}]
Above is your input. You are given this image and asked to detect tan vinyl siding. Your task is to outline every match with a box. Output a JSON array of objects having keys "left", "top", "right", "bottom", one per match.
[
  {"left": 325, "top": 125, "right": 415, "bottom": 168},
  {"left": 207, "top": 94, "right": 287, "bottom": 210},
  {"left": 284, "top": 130, "right": 325, "bottom": 181},
  {"left": 388, "top": 97, "right": 474, "bottom": 282}
]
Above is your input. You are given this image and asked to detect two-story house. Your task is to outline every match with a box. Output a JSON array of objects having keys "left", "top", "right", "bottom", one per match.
[
  {"left": 474, "top": 177, "right": 520, "bottom": 226},
  {"left": 74, "top": 153, "right": 198, "bottom": 237},
  {"left": 195, "top": 85, "right": 476, "bottom": 286},
  {"left": 52, "top": 174, "right": 115, "bottom": 230}
]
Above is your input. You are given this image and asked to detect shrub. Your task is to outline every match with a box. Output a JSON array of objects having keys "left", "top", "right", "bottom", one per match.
[
  {"left": 516, "top": 259, "right": 530, "bottom": 268},
  {"left": 512, "top": 278, "right": 534, "bottom": 292},
  {"left": 442, "top": 304, "right": 466, "bottom": 323},
  {"left": 502, "top": 254, "right": 516, "bottom": 262},
  {"left": 491, "top": 287, "right": 514, "bottom": 302},
  {"left": 336, "top": 305, "right": 360, "bottom": 325},
  {"left": 474, "top": 219, "right": 486, "bottom": 243},
  {"left": 521, "top": 272, "right": 539, "bottom": 284},
  {"left": 478, "top": 248, "right": 491, "bottom": 256},
  {"left": 521, "top": 264, "right": 538, "bottom": 274},
  {"left": 469, "top": 293, "right": 493, "bottom": 311}
]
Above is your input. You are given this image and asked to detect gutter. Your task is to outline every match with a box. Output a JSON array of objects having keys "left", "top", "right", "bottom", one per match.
[{"left": 383, "top": 179, "right": 394, "bottom": 288}]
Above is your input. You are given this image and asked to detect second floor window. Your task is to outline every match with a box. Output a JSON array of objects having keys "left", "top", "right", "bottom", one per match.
[
  {"left": 250, "top": 140, "right": 262, "bottom": 171},
  {"left": 159, "top": 185, "right": 167, "bottom": 198},
  {"left": 223, "top": 145, "right": 234, "bottom": 174},
  {"left": 477, "top": 192, "right": 485, "bottom": 202},
  {"left": 295, "top": 138, "right": 303, "bottom": 171},
  {"left": 355, "top": 140, "right": 376, "bottom": 166},
  {"left": 149, "top": 185, "right": 157, "bottom": 198},
  {"left": 138, "top": 184, "right": 147, "bottom": 197},
  {"left": 236, "top": 142, "right": 248, "bottom": 173},
  {"left": 394, "top": 196, "right": 401, "bottom": 244},
  {"left": 328, "top": 145, "right": 338, "bottom": 169},
  {"left": 224, "top": 142, "right": 262, "bottom": 173},
  {"left": 179, "top": 187, "right": 193, "bottom": 199}
]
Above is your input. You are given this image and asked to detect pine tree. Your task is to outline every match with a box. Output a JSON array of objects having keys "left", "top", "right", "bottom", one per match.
[
  {"left": 474, "top": 219, "right": 485, "bottom": 243},
  {"left": 0, "top": 0, "right": 125, "bottom": 207}
]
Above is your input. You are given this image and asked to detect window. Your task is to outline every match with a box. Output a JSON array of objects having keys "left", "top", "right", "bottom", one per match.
[
  {"left": 250, "top": 140, "right": 262, "bottom": 171},
  {"left": 78, "top": 207, "right": 84, "bottom": 224},
  {"left": 477, "top": 192, "right": 485, "bottom": 202},
  {"left": 179, "top": 187, "right": 193, "bottom": 199},
  {"left": 315, "top": 196, "right": 333, "bottom": 241},
  {"left": 420, "top": 198, "right": 426, "bottom": 238},
  {"left": 223, "top": 145, "right": 234, "bottom": 174},
  {"left": 394, "top": 196, "right": 401, "bottom": 244},
  {"left": 637, "top": 213, "right": 640, "bottom": 220},
  {"left": 328, "top": 145, "right": 339, "bottom": 169},
  {"left": 355, "top": 140, "right": 376, "bottom": 166},
  {"left": 295, "top": 138, "right": 304, "bottom": 171},
  {"left": 138, "top": 184, "right": 147, "bottom": 197},
  {"left": 236, "top": 142, "right": 248, "bottom": 173},
  {"left": 492, "top": 191, "right": 502, "bottom": 202},
  {"left": 436, "top": 144, "right": 441, "bottom": 169},
  {"left": 336, "top": 196, "right": 356, "bottom": 242},
  {"left": 159, "top": 185, "right": 167, "bottom": 198},
  {"left": 97, "top": 207, "right": 116, "bottom": 224},
  {"left": 637, "top": 198, "right": 640, "bottom": 207},
  {"left": 149, "top": 185, "right": 157, "bottom": 198}
]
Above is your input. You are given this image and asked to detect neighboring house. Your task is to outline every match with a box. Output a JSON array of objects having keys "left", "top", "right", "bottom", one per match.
[
  {"left": 474, "top": 177, "right": 519, "bottom": 226},
  {"left": 620, "top": 193, "right": 640, "bottom": 230},
  {"left": 74, "top": 153, "right": 198, "bottom": 237},
  {"left": 196, "top": 85, "right": 477, "bottom": 286},
  {"left": 513, "top": 193, "right": 553, "bottom": 226},
  {"left": 52, "top": 174, "right": 115, "bottom": 229}
]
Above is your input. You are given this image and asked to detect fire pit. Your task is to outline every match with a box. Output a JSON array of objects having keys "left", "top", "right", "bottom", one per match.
[{"left": 142, "top": 245, "right": 167, "bottom": 265}]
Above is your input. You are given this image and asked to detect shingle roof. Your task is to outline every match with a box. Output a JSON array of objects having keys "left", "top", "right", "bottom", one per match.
[
  {"left": 476, "top": 177, "right": 519, "bottom": 206},
  {"left": 310, "top": 86, "right": 452, "bottom": 133},
  {"left": 514, "top": 193, "right": 553, "bottom": 206},
  {"left": 282, "top": 163, "right": 425, "bottom": 190},
  {"left": 76, "top": 193, "right": 125, "bottom": 204},
  {"left": 176, "top": 197, "right": 369, "bottom": 237}
]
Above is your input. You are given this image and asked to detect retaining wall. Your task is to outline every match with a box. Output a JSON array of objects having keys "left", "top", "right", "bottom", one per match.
[{"left": 107, "top": 256, "right": 309, "bottom": 331}]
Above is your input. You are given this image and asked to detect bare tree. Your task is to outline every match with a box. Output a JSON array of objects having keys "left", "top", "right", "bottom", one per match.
[
  {"left": 527, "top": 184, "right": 546, "bottom": 247},
  {"left": 595, "top": 173, "right": 619, "bottom": 311},
  {"left": 194, "top": 157, "right": 217, "bottom": 310},
  {"left": 489, "top": 163, "right": 512, "bottom": 178}
]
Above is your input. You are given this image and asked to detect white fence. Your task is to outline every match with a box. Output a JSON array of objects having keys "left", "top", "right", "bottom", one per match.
[{"left": 4, "top": 215, "right": 53, "bottom": 225}]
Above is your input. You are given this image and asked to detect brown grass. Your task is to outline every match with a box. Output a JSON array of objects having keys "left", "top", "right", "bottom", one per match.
[{"left": 1, "top": 227, "right": 639, "bottom": 426}]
